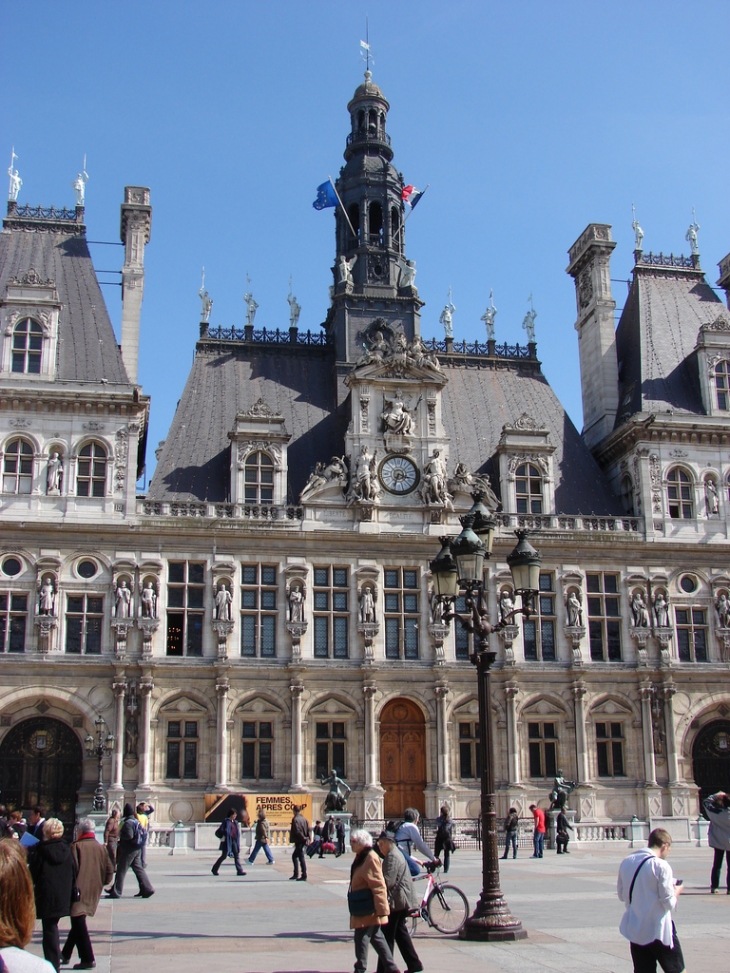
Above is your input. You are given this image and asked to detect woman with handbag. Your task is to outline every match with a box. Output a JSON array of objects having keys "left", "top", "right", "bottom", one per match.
[
  {"left": 27, "top": 819, "right": 74, "bottom": 972},
  {"left": 61, "top": 817, "right": 114, "bottom": 970},
  {"left": 211, "top": 809, "right": 246, "bottom": 876},
  {"left": 347, "top": 830, "right": 399, "bottom": 973}
]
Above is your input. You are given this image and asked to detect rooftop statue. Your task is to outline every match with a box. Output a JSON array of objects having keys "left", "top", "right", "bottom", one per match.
[
  {"left": 631, "top": 203, "right": 644, "bottom": 251},
  {"left": 686, "top": 210, "right": 700, "bottom": 256},
  {"left": 522, "top": 296, "right": 537, "bottom": 342},
  {"left": 72, "top": 166, "right": 89, "bottom": 206},
  {"left": 287, "top": 278, "right": 302, "bottom": 328},
  {"left": 198, "top": 269, "right": 213, "bottom": 323},
  {"left": 439, "top": 292, "right": 456, "bottom": 338},
  {"left": 7, "top": 149, "right": 21, "bottom": 202},
  {"left": 243, "top": 275, "right": 259, "bottom": 326},
  {"left": 481, "top": 290, "right": 497, "bottom": 340}
]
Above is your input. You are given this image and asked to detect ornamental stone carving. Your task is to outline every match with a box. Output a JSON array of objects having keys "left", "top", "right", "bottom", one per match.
[{"left": 649, "top": 454, "right": 662, "bottom": 512}]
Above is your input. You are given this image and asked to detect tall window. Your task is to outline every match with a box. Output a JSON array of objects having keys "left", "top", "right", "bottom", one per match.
[
  {"left": 0, "top": 593, "right": 27, "bottom": 652},
  {"left": 528, "top": 721, "right": 558, "bottom": 778},
  {"left": 596, "top": 721, "right": 625, "bottom": 777},
  {"left": 675, "top": 607, "right": 708, "bottom": 662},
  {"left": 384, "top": 568, "right": 419, "bottom": 660},
  {"left": 313, "top": 567, "right": 348, "bottom": 659},
  {"left": 516, "top": 463, "right": 543, "bottom": 514},
  {"left": 244, "top": 451, "right": 274, "bottom": 504},
  {"left": 167, "top": 561, "right": 205, "bottom": 656},
  {"left": 458, "top": 722, "right": 481, "bottom": 779},
  {"left": 65, "top": 595, "right": 103, "bottom": 654},
  {"left": 11, "top": 318, "right": 42, "bottom": 374},
  {"left": 587, "top": 572, "right": 621, "bottom": 661},
  {"left": 315, "top": 721, "right": 346, "bottom": 779},
  {"left": 715, "top": 360, "right": 730, "bottom": 410},
  {"left": 3, "top": 439, "right": 33, "bottom": 494},
  {"left": 667, "top": 468, "right": 693, "bottom": 519},
  {"left": 454, "top": 593, "right": 471, "bottom": 660},
  {"left": 523, "top": 573, "right": 556, "bottom": 661},
  {"left": 241, "top": 564, "right": 277, "bottom": 657},
  {"left": 76, "top": 443, "right": 107, "bottom": 498},
  {"left": 166, "top": 720, "right": 198, "bottom": 779},
  {"left": 620, "top": 475, "right": 635, "bottom": 515},
  {"left": 242, "top": 721, "right": 273, "bottom": 779}
]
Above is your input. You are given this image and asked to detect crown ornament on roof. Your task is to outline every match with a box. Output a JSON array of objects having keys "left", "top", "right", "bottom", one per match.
[
  {"left": 244, "top": 398, "right": 283, "bottom": 419},
  {"left": 9, "top": 267, "right": 55, "bottom": 287}
]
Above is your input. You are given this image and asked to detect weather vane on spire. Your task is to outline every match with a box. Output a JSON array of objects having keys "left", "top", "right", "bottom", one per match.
[{"left": 360, "top": 19, "right": 373, "bottom": 74}]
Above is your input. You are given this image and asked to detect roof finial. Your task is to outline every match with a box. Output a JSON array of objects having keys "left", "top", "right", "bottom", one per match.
[
  {"left": 631, "top": 202, "right": 644, "bottom": 253},
  {"left": 481, "top": 289, "right": 497, "bottom": 340},
  {"left": 72, "top": 155, "right": 89, "bottom": 206},
  {"left": 686, "top": 208, "right": 700, "bottom": 257},
  {"left": 360, "top": 18, "right": 373, "bottom": 77},
  {"left": 522, "top": 294, "right": 537, "bottom": 342},
  {"left": 7, "top": 147, "right": 21, "bottom": 202}
]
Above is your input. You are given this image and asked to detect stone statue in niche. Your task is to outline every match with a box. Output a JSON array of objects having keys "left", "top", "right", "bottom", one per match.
[
  {"left": 566, "top": 590, "right": 583, "bottom": 627},
  {"left": 499, "top": 589, "right": 515, "bottom": 624},
  {"left": 140, "top": 581, "right": 158, "bottom": 618},
  {"left": 381, "top": 390, "right": 418, "bottom": 435},
  {"left": 653, "top": 591, "right": 670, "bottom": 628},
  {"left": 630, "top": 590, "right": 650, "bottom": 628},
  {"left": 114, "top": 579, "right": 132, "bottom": 618},
  {"left": 705, "top": 478, "right": 720, "bottom": 516},
  {"left": 428, "top": 584, "right": 445, "bottom": 625},
  {"left": 46, "top": 453, "right": 63, "bottom": 494},
  {"left": 422, "top": 450, "right": 449, "bottom": 505},
  {"left": 716, "top": 592, "right": 730, "bottom": 629},
  {"left": 38, "top": 577, "right": 55, "bottom": 615},
  {"left": 214, "top": 583, "right": 233, "bottom": 621},
  {"left": 124, "top": 716, "right": 138, "bottom": 758},
  {"left": 359, "top": 583, "right": 377, "bottom": 624},
  {"left": 287, "top": 581, "right": 306, "bottom": 623},
  {"left": 348, "top": 445, "right": 378, "bottom": 503}
]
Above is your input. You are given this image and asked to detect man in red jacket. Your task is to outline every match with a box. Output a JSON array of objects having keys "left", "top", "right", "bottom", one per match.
[{"left": 529, "top": 804, "right": 546, "bottom": 858}]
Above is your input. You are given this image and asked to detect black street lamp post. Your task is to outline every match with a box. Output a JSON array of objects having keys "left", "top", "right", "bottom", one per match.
[
  {"left": 85, "top": 716, "right": 114, "bottom": 813},
  {"left": 430, "top": 492, "right": 542, "bottom": 942}
]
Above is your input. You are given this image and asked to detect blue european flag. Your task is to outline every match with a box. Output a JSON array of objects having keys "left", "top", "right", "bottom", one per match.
[{"left": 313, "top": 180, "right": 338, "bottom": 210}]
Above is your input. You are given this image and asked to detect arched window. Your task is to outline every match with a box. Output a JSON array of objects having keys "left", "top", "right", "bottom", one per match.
[
  {"left": 620, "top": 474, "right": 635, "bottom": 515},
  {"left": 714, "top": 360, "right": 730, "bottom": 411},
  {"left": 347, "top": 203, "right": 360, "bottom": 245},
  {"left": 667, "top": 467, "right": 693, "bottom": 519},
  {"left": 369, "top": 202, "right": 383, "bottom": 245},
  {"left": 2, "top": 439, "right": 33, "bottom": 494},
  {"left": 244, "top": 451, "right": 274, "bottom": 504},
  {"left": 76, "top": 442, "right": 107, "bottom": 498},
  {"left": 390, "top": 207, "right": 401, "bottom": 252},
  {"left": 515, "top": 463, "right": 543, "bottom": 514},
  {"left": 12, "top": 318, "right": 42, "bottom": 374}
]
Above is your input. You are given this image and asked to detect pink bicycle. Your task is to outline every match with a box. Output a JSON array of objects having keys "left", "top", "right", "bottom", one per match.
[{"left": 409, "top": 860, "right": 469, "bottom": 935}]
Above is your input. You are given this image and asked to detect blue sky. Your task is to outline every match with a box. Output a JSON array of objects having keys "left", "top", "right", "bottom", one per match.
[{"left": 3, "top": 1, "right": 729, "bottom": 486}]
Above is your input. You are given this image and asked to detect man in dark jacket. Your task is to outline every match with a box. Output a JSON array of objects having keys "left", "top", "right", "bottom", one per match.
[
  {"left": 105, "top": 803, "right": 154, "bottom": 899},
  {"left": 27, "top": 817, "right": 74, "bottom": 971},
  {"left": 704, "top": 790, "right": 730, "bottom": 892},
  {"left": 289, "top": 805, "right": 311, "bottom": 881},
  {"left": 211, "top": 808, "right": 246, "bottom": 876},
  {"left": 555, "top": 809, "right": 574, "bottom": 854},
  {"left": 61, "top": 816, "right": 114, "bottom": 969},
  {"left": 502, "top": 807, "right": 519, "bottom": 860},
  {"left": 335, "top": 817, "right": 346, "bottom": 857},
  {"left": 376, "top": 830, "right": 423, "bottom": 973}
]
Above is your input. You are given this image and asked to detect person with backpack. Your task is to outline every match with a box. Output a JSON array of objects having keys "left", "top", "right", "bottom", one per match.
[
  {"left": 434, "top": 805, "right": 455, "bottom": 873},
  {"left": 211, "top": 808, "right": 246, "bottom": 876},
  {"left": 105, "top": 804, "right": 154, "bottom": 899},
  {"left": 134, "top": 803, "right": 154, "bottom": 869},
  {"left": 392, "top": 809, "right": 437, "bottom": 877}
]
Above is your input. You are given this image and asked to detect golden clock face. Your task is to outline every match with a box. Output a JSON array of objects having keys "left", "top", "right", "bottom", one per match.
[{"left": 379, "top": 455, "right": 419, "bottom": 495}]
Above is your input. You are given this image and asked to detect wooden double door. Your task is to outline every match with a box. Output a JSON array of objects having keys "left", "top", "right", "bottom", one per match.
[{"left": 380, "top": 698, "right": 426, "bottom": 818}]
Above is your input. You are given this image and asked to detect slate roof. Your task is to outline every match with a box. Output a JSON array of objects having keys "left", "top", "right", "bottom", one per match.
[
  {"left": 149, "top": 338, "right": 621, "bottom": 515},
  {"left": 615, "top": 263, "right": 724, "bottom": 423},
  {"left": 0, "top": 211, "right": 130, "bottom": 385}
]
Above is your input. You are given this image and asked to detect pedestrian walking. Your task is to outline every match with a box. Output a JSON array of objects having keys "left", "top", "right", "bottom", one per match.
[
  {"left": 555, "top": 809, "right": 574, "bottom": 854},
  {"left": 617, "top": 828, "right": 684, "bottom": 973},
  {"left": 502, "top": 807, "right": 519, "bottom": 859},
  {"left": 704, "top": 790, "right": 730, "bottom": 892},
  {"left": 27, "top": 819, "right": 74, "bottom": 972},
  {"left": 60, "top": 817, "right": 113, "bottom": 970},
  {"left": 105, "top": 803, "right": 154, "bottom": 899},
  {"left": 289, "top": 805, "right": 310, "bottom": 881},
  {"left": 376, "top": 830, "right": 423, "bottom": 973},
  {"left": 335, "top": 817, "right": 346, "bottom": 857},
  {"left": 134, "top": 803, "right": 154, "bottom": 868},
  {"left": 103, "top": 810, "right": 119, "bottom": 870},
  {"left": 211, "top": 808, "right": 246, "bottom": 876},
  {"left": 392, "top": 809, "right": 437, "bottom": 877},
  {"left": 348, "top": 829, "right": 399, "bottom": 973},
  {"left": 0, "top": 839, "right": 55, "bottom": 973},
  {"left": 529, "top": 803, "right": 546, "bottom": 858},
  {"left": 247, "top": 808, "right": 275, "bottom": 865},
  {"left": 434, "top": 804, "right": 455, "bottom": 873}
]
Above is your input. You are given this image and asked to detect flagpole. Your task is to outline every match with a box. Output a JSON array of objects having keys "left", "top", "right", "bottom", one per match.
[
  {"left": 328, "top": 175, "right": 358, "bottom": 242},
  {"left": 404, "top": 184, "right": 430, "bottom": 224},
  {"left": 394, "top": 184, "right": 430, "bottom": 251}
]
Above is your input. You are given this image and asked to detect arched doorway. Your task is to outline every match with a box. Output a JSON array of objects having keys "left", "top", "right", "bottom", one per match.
[
  {"left": 692, "top": 719, "right": 730, "bottom": 810},
  {"left": 0, "top": 717, "right": 83, "bottom": 832},
  {"left": 380, "top": 698, "right": 426, "bottom": 818}
]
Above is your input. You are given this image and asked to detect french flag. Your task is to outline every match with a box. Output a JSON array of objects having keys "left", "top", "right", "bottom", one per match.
[{"left": 402, "top": 184, "right": 425, "bottom": 210}]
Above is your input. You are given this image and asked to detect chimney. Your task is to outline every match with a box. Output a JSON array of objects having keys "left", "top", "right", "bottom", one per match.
[{"left": 119, "top": 187, "right": 152, "bottom": 384}]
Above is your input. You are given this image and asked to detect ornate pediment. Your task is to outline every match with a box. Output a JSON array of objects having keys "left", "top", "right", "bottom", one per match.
[{"left": 347, "top": 325, "right": 445, "bottom": 385}]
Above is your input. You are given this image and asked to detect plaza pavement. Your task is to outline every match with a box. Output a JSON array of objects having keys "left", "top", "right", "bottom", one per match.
[{"left": 30, "top": 842, "right": 730, "bottom": 972}]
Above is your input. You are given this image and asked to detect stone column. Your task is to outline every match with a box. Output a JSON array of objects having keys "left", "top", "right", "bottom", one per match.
[
  {"left": 138, "top": 679, "right": 153, "bottom": 788},
  {"left": 363, "top": 685, "right": 378, "bottom": 788},
  {"left": 215, "top": 679, "right": 229, "bottom": 789},
  {"left": 290, "top": 683, "right": 304, "bottom": 790},
  {"left": 434, "top": 685, "right": 450, "bottom": 787},
  {"left": 662, "top": 686, "right": 679, "bottom": 785},
  {"left": 639, "top": 686, "right": 657, "bottom": 786},
  {"left": 111, "top": 679, "right": 126, "bottom": 789},
  {"left": 504, "top": 685, "right": 520, "bottom": 785},
  {"left": 571, "top": 684, "right": 589, "bottom": 784}
]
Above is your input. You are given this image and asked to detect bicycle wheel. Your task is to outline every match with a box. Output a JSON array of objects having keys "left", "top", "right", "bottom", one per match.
[{"left": 426, "top": 883, "right": 469, "bottom": 934}]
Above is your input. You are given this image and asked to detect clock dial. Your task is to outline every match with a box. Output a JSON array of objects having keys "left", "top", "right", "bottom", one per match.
[{"left": 379, "top": 455, "right": 419, "bottom": 495}]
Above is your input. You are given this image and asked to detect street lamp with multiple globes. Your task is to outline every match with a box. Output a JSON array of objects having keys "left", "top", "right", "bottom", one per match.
[
  {"left": 85, "top": 716, "right": 114, "bottom": 813},
  {"left": 430, "top": 490, "right": 542, "bottom": 942}
]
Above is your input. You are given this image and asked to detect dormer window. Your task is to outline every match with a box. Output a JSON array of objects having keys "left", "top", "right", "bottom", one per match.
[
  {"left": 714, "top": 361, "right": 730, "bottom": 410},
  {"left": 11, "top": 318, "right": 42, "bottom": 374},
  {"left": 244, "top": 451, "right": 274, "bottom": 504},
  {"left": 516, "top": 463, "right": 543, "bottom": 514},
  {"left": 3, "top": 439, "right": 33, "bottom": 494}
]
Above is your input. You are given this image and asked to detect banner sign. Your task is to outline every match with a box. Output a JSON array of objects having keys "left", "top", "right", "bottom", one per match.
[{"left": 204, "top": 793, "right": 312, "bottom": 826}]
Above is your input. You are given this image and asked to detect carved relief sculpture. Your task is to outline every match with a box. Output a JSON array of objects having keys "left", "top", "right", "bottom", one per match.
[
  {"left": 300, "top": 456, "right": 347, "bottom": 502},
  {"left": 381, "top": 389, "right": 417, "bottom": 435},
  {"left": 347, "top": 445, "right": 379, "bottom": 504}
]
